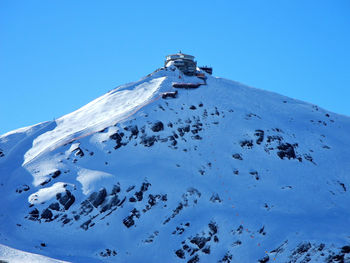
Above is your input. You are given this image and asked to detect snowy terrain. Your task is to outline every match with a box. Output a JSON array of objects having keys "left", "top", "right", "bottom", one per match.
[{"left": 1, "top": 66, "right": 350, "bottom": 263}]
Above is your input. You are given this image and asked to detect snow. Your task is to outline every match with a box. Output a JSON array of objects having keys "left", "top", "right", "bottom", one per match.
[
  {"left": 0, "top": 67, "right": 349, "bottom": 262},
  {"left": 23, "top": 76, "right": 166, "bottom": 166},
  {"left": 77, "top": 168, "right": 114, "bottom": 195},
  {"left": 0, "top": 243, "right": 70, "bottom": 263},
  {"left": 28, "top": 182, "right": 67, "bottom": 204}
]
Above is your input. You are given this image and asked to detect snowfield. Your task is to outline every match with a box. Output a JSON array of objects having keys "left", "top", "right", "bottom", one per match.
[{"left": 1, "top": 66, "right": 350, "bottom": 263}]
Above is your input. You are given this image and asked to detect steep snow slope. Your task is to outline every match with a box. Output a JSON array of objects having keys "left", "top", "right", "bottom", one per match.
[
  {"left": 0, "top": 243, "right": 69, "bottom": 263},
  {"left": 1, "top": 67, "right": 350, "bottom": 263}
]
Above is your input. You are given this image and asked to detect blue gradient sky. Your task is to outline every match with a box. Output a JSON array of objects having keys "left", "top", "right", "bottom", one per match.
[{"left": 1, "top": 0, "right": 349, "bottom": 134}]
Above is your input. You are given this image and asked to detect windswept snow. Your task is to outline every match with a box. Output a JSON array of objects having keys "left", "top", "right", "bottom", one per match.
[
  {"left": 28, "top": 182, "right": 67, "bottom": 204},
  {"left": 23, "top": 76, "right": 166, "bottom": 166},
  {"left": 77, "top": 168, "right": 114, "bottom": 195},
  {"left": 0, "top": 244, "right": 70, "bottom": 263}
]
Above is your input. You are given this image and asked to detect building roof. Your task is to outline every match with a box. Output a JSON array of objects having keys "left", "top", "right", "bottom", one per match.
[{"left": 166, "top": 52, "right": 195, "bottom": 61}]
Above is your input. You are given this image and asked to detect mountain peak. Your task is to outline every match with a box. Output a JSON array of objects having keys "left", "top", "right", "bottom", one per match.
[{"left": 1, "top": 66, "right": 350, "bottom": 263}]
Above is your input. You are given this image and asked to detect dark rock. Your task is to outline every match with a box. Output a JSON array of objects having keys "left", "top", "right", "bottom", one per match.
[
  {"left": 266, "top": 135, "right": 283, "bottom": 143},
  {"left": 90, "top": 188, "right": 107, "bottom": 208},
  {"left": 175, "top": 249, "right": 185, "bottom": 259},
  {"left": 0, "top": 149, "right": 4, "bottom": 157},
  {"left": 190, "top": 236, "right": 209, "bottom": 249},
  {"left": 189, "top": 105, "right": 196, "bottom": 110},
  {"left": 202, "top": 246, "right": 210, "bottom": 254},
  {"left": 111, "top": 184, "right": 121, "bottom": 194},
  {"left": 52, "top": 170, "right": 61, "bottom": 178},
  {"left": 168, "top": 135, "right": 177, "bottom": 146},
  {"left": 191, "top": 135, "right": 202, "bottom": 140},
  {"left": 29, "top": 208, "right": 39, "bottom": 220},
  {"left": 339, "top": 182, "right": 347, "bottom": 192},
  {"left": 303, "top": 154, "right": 315, "bottom": 164},
  {"left": 80, "top": 200, "right": 94, "bottom": 215},
  {"left": 208, "top": 221, "right": 218, "bottom": 234},
  {"left": 16, "top": 184, "right": 30, "bottom": 194},
  {"left": 219, "top": 252, "right": 232, "bottom": 263},
  {"left": 134, "top": 191, "right": 143, "bottom": 201},
  {"left": 49, "top": 202, "right": 60, "bottom": 211},
  {"left": 123, "top": 215, "right": 135, "bottom": 228},
  {"left": 232, "top": 153, "right": 243, "bottom": 160},
  {"left": 40, "top": 243, "right": 46, "bottom": 247},
  {"left": 318, "top": 243, "right": 325, "bottom": 251},
  {"left": 341, "top": 246, "right": 350, "bottom": 254},
  {"left": 254, "top": 130, "right": 265, "bottom": 144},
  {"left": 162, "top": 91, "right": 178, "bottom": 99},
  {"left": 293, "top": 242, "right": 311, "bottom": 255},
  {"left": 110, "top": 132, "right": 125, "bottom": 149},
  {"left": 101, "top": 195, "right": 121, "bottom": 212},
  {"left": 141, "top": 182, "right": 151, "bottom": 192},
  {"left": 124, "top": 125, "right": 139, "bottom": 138},
  {"left": 80, "top": 219, "right": 91, "bottom": 230},
  {"left": 187, "top": 255, "right": 199, "bottom": 263},
  {"left": 56, "top": 190, "right": 75, "bottom": 210},
  {"left": 277, "top": 143, "right": 296, "bottom": 159},
  {"left": 210, "top": 193, "right": 222, "bottom": 203},
  {"left": 141, "top": 135, "right": 157, "bottom": 147},
  {"left": 151, "top": 121, "right": 164, "bottom": 132},
  {"left": 249, "top": 170, "right": 259, "bottom": 180},
  {"left": 126, "top": 185, "right": 135, "bottom": 192},
  {"left": 129, "top": 197, "right": 137, "bottom": 202},
  {"left": 328, "top": 254, "right": 345, "bottom": 262},
  {"left": 41, "top": 209, "right": 53, "bottom": 220},
  {"left": 258, "top": 255, "right": 269, "bottom": 263},
  {"left": 62, "top": 218, "right": 71, "bottom": 224},
  {"left": 40, "top": 178, "right": 51, "bottom": 186},
  {"left": 240, "top": 140, "right": 253, "bottom": 149},
  {"left": 74, "top": 147, "right": 84, "bottom": 157}
]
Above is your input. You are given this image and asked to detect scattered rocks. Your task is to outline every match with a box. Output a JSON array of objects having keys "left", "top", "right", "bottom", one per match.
[
  {"left": 123, "top": 208, "right": 140, "bottom": 228},
  {"left": 16, "top": 184, "right": 30, "bottom": 194},
  {"left": 240, "top": 140, "right": 253, "bottom": 149},
  {"left": 100, "top": 249, "right": 117, "bottom": 257},
  {"left": 218, "top": 252, "right": 232, "bottom": 263}
]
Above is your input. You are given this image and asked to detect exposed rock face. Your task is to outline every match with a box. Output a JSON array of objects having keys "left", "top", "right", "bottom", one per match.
[{"left": 56, "top": 190, "right": 75, "bottom": 210}]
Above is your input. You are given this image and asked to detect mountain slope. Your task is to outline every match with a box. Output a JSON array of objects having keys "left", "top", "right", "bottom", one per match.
[{"left": 1, "top": 67, "right": 350, "bottom": 263}]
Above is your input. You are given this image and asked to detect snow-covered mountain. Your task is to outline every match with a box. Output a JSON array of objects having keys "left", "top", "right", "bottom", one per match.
[{"left": 1, "top": 66, "right": 350, "bottom": 263}]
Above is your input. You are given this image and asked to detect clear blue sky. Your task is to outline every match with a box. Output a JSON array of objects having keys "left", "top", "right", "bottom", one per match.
[{"left": 1, "top": 0, "right": 349, "bottom": 135}]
